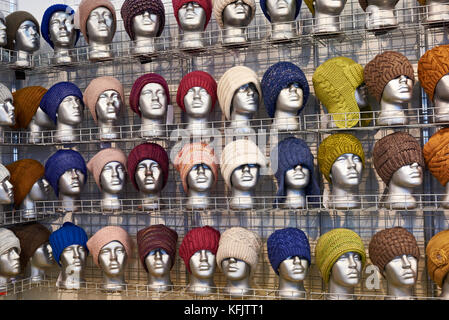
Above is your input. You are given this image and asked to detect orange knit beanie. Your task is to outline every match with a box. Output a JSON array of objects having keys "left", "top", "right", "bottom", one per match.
[
  {"left": 11, "top": 86, "right": 47, "bottom": 129},
  {"left": 423, "top": 127, "right": 449, "bottom": 186},
  {"left": 426, "top": 229, "right": 449, "bottom": 288},
  {"left": 418, "top": 44, "right": 449, "bottom": 103}
]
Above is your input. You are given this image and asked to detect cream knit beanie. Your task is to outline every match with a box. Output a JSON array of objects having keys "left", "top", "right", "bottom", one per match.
[
  {"left": 0, "top": 228, "right": 21, "bottom": 255},
  {"left": 87, "top": 148, "right": 127, "bottom": 190},
  {"left": 213, "top": 0, "right": 256, "bottom": 28},
  {"left": 0, "top": 163, "right": 10, "bottom": 182}
]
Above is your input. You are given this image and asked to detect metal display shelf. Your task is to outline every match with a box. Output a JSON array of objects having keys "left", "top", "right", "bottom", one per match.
[{"left": 0, "top": 208, "right": 59, "bottom": 227}]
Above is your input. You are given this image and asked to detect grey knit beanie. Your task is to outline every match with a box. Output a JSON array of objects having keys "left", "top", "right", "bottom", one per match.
[
  {"left": 0, "top": 83, "right": 12, "bottom": 103},
  {"left": 0, "top": 163, "right": 10, "bottom": 182},
  {"left": 0, "top": 228, "right": 21, "bottom": 256}
]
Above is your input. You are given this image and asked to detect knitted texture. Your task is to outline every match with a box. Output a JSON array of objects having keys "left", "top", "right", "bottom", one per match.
[
  {"left": 87, "top": 148, "right": 127, "bottom": 190},
  {"left": 129, "top": 73, "right": 170, "bottom": 117},
  {"left": 213, "top": 0, "right": 256, "bottom": 28},
  {"left": 267, "top": 228, "right": 310, "bottom": 275},
  {"left": 127, "top": 142, "right": 169, "bottom": 191},
  {"left": 373, "top": 131, "right": 425, "bottom": 185},
  {"left": 84, "top": 76, "right": 124, "bottom": 124},
  {"left": 426, "top": 229, "right": 449, "bottom": 288},
  {"left": 174, "top": 142, "right": 218, "bottom": 193},
  {"left": 44, "top": 149, "right": 87, "bottom": 197},
  {"left": 136, "top": 224, "right": 178, "bottom": 272},
  {"left": 423, "top": 127, "right": 449, "bottom": 186},
  {"left": 11, "top": 86, "right": 47, "bottom": 130},
  {"left": 41, "top": 4, "right": 80, "bottom": 49},
  {"left": 368, "top": 227, "right": 420, "bottom": 273},
  {"left": 0, "top": 83, "right": 12, "bottom": 104},
  {"left": 49, "top": 222, "right": 88, "bottom": 266},
  {"left": 364, "top": 51, "right": 415, "bottom": 102},
  {"left": 86, "top": 226, "right": 133, "bottom": 267},
  {"left": 217, "top": 66, "right": 261, "bottom": 120},
  {"left": 418, "top": 44, "right": 449, "bottom": 102},
  {"left": 176, "top": 71, "right": 217, "bottom": 113},
  {"left": 315, "top": 228, "right": 366, "bottom": 284},
  {"left": 5, "top": 11, "right": 40, "bottom": 50},
  {"left": 77, "top": 0, "right": 116, "bottom": 44},
  {"left": 260, "top": 0, "right": 301, "bottom": 21},
  {"left": 317, "top": 133, "right": 365, "bottom": 183},
  {"left": 121, "top": 0, "right": 165, "bottom": 39},
  {"left": 0, "top": 164, "right": 10, "bottom": 182},
  {"left": 179, "top": 226, "right": 220, "bottom": 273},
  {"left": 0, "top": 227, "right": 21, "bottom": 256},
  {"left": 261, "top": 61, "right": 309, "bottom": 118},
  {"left": 173, "top": 0, "right": 212, "bottom": 29},
  {"left": 40, "top": 82, "right": 84, "bottom": 124}
]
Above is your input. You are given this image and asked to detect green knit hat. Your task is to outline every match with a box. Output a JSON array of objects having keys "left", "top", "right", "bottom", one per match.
[{"left": 315, "top": 228, "right": 366, "bottom": 284}]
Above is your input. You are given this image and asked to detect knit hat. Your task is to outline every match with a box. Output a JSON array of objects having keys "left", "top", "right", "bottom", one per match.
[
  {"left": 0, "top": 83, "right": 12, "bottom": 104},
  {"left": 423, "top": 128, "right": 449, "bottom": 186},
  {"left": 87, "top": 148, "right": 127, "bottom": 190},
  {"left": 176, "top": 71, "right": 217, "bottom": 113},
  {"left": 41, "top": 4, "right": 80, "bottom": 49},
  {"left": 267, "top": 228, "right": 310, "bottom": 275},
  {"left": 174, "top": 142, "right": 218, "bottom": 193},
  {"left": 217, "top": 66, "right": 261, "bottom": 120},
  {"left": 261, "top": 62, "right": 309, "bottom": 118},
  {"left": 213, "top": 0, "right": 256, "bottom": 28},
  {"left": 136, "top": 224, "right": 178, "bottom": 272},
  {"left": 426, "top": 230, "right": 449, "bottom": 288},
  {"left": 6, "top": 159, "right": 45, "bottom": 209},
  {"left": 44, "top": 149, "right": 87, "bottom": 197},
  {"left": 5, "top": 11, "right": 40, "bottom": 50},
  {"left": 0, "top": 227, "right": 20, "bottom": 256},
  {"left": 86, "top": 226, "right": 133, "bottom": 267},
  {"left": 317, "top": 133, "right": 365, "bottom": 183},
  {"left": 216, "top": 227, "right": 262, "bottom": 274},
  {"left": 364, "top": 51, "right": 415, "bottom": 102},
  {"left": 260, "top": 0, "right": 301, "bottom": 22},
  {"left": 121, "top": 0, "right": 165, "bottom": 39},
  {"left": 49, "top": 222, "right": 88, "bottom": 266},
  {"left": 129, "top": 73, "right": 170, "bottom": 117},
  {"left": 373, "top": 132, "right": 425, "bottom": 185},
  {"left": 369, "top": 227, "right": 420, "bottom": 274},
  {"left": 0, "top": 164, "right": 10, "bottom": 182},
  {"left": 418, "top": 44, "right": 449, "bottom": 103},
  {"left": 40, "top": 82, "right": 84, "bottom": 124},
  {"left": 11, "top": 86, "right": 47, "bottom": 130},
  {"left": 220, "top": 139, "right": 268, "bottom": 188},
  {"left": 179, "top": 226, "right": 220, "bottom": 273},
  {"left": 77, "top": 0, "right": 116, "bottom": 44},
  {"left": 127, "top": 143, "right": 169, "bottom": 191},
  {"left": 173, "top": 0, "right": 212, "bottom": 29},
  {"left": 315, "top": 228, "right": 366, "bottom": 284}
]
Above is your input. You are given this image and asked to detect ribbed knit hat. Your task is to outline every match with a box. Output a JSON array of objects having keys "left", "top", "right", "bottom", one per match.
[
  {"left": 41, "top": 4, "right": 80, "bottom": 49},
  {"left": 217, "top": 66, "right": 261, "bottom": 120},
  {"left": 176, "top": 71, "right": 217, "bottom": 113},
  {"left": 261, "top": 62, "right": 309, "bottom": 118},
  {"left": 127, "top": 143, "right": 169, "bottom": 191},
  {"left": 0, "top": 227, "right": 20, "bottom": 256},
  {"left": 129, "top": 73, "right": 170, "bottom": 117},
  {"left": 179, "top": 226, "right": 220, "bottom": 273},
  {"left": 77, "top": 0, "right": 116, "bottom": 44},
  {"left": 364, "top": 51, "right": 415, "bottom": 102},
  {"left": 426, "top": 229, "right": 449, "bottom": 288},
  {"left": 260, "top": 0, "right": 301, "bottom": 21},
  {"left": 0, "top": 163, "right": 10, "bottom": 182},
  {"left": 49, "top": 222, "right": 88, "bottom": 266},
  {"left": 423, "top": 128, "right": 449, "bottom": 186},
  {"left": 136, "top": 224, "right": 178, "bottom": 272},
  {"left": 418, "top": 45, "right": 449, "bottom": 103},
  {"left": 213, "top": 0, "right": 256, "bottom": 28},
  {"left": 5, "top": 11, "right": 40, "bottom": 50},
  {"left": 369, "top": 227, "right": 420, "bottom": 274},
  {"left": 6, "top": 159, "right": 45, "bottom": 209},
  {"left": 44, "top": 149, "right": 87, "bottom": 197},
  {"left": 267, "top": 228, "right": 310, "bottom": 275},
  {"left": 373, "top": 132, "right": 425, "bottom": 185},
  {"left": 40, "top": 82, "right": 84, "bottom": 124},
  {"left": 173, "top": 0, "right": 212, "bottom": 29},
  {"left": 315, "top": 228, "right": 366, "bottom": 284},
  {"left": 121, "top": 0, "right": 165, "bottom": 39},
  {"left": 84, "top": 76, "right": 124, "bottom": 124},
  {"left": 86, "top": 226, "right": 133, "bottom": 268},
  {"left": 317, "top": 133, "right": 365, "bottom": 183},
  {"left": 87, "top": 148, "right": 127, "bottom": 190},
  {"left": 11, "top": 86, "right": 47, "bottom": 130}
]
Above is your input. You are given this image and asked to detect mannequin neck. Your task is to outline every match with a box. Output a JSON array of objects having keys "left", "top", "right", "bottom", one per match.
[
  {"left": 55, "top": 121, "right": 78, "bottom": 143},
  {"left": 273, "top": 109, "right": 300, "bottom": 131},
  {"left": 98, "top": 120, "right": 119, "bottom": 140},
  {"left": 140, "top": 191, "right": 161, "bottom": 210},
  {"left": 432, "top": 99, "right": 449, "bottom": 123},
  {"left": 377, "top": 100, "right": 407, "bottom": 125},
  {"left": 187, "top": 273, "right": 216, "bottom": 295},
  {"left": 88, "top": 41, "right": 113, "bottom": 61},
  {"left": 185, "top": 113, "right": 211, "bottom": 136},
  {"left": 230, "top": 111, "right": 254, "bottom": 134},
  {"left": 57, "top": 268, "right": 85, "bottom": 289},
  {"left": 101, "top": 191, "right": 121, "bottom": 211},
  {"left": 224, "top": 277, "right": 252, "bottom": 296},
  {"left": 386, "top": 181, "right": 417, "bottom": 209},
  {"left": 28, "top": 258, "right": 47, "bottom": 283},
  {"left": 231, "top": 187, "right": 255, "bottom": 209},
  {"left": 187, "top": 188, "right": 211, "bottom": 210},
  {"left": 385, "top": 281, "right": 413, "bottom": 300},
  {"left": 147, "top": 273, "right": 172, "bottom": 291},
  {"left": 278, "top": 277, "right": 306, "bottom": 299},
  {"left": 314, "top": 12, "right": 341, "bottom": 33},
  {"left": 141, "top": 117, "right": 165, "bottom": 138},
  {"left": 133, "top": 35, "right": 155, "bottom": 55},
  {"left": 366, "top": 5, "right": 397, "bottom": 28},
  {"left": 329, "top": 183, "right": 360, "bottom": 209},
  {"left": 426, "top": 2, "right": 449, "bottom": 21},
  {"left": 19, "top": 193, "right": 37, "bottom": 218},
  {"left": 102, "top": 272, "right": 127, "bottom": 291},
  {"left": 58, "top": 193, "right": 80, "bottom": 213},
  {"left": 327, "top": 277, "right": 355, "bottom": 300},
  {"left": 27, "top": 119, "right": 45, "bottom": 143},
  {"left": 271, "top": 21, "right": 296, "bottom": 40},
  {"left": 222, "top": 25, "right": 248, "bottom": 45},
  {"left": 180, "top": 30, "right": 205, "bottom": 49},
  {"left": 440, "top": 276, "right": 449, "bottom": 299},
  {"left": 281, "top": 187, "right": 306, "bottom": 209},
  {"left": 52, "top": 46, "right": 73, "bottom": 64},
  {"left": 14, "top": 50, "right": 33, "bottom": 68}
]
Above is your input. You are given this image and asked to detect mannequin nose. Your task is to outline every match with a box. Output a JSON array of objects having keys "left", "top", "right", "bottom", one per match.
[
  {"left": 410, "top": 162, "right": 418, "bottom": 169},
  {"left": 193, "top": 89, "right": 201, "bottom": 99},
  {"left": 186, "top": 2, "right": 194, "bottom": 9},
  {"left": 111, "top": 167, "right": 119, "bottom": 177},
  {"left": 71, "top": 169, "right": 79, "bottom": 179},
  {"left": 5, "top": 180, "right": 13, "bottom": 190},
  {"left": 197, "top": 164, "right": 205, "bottom": 174},
  {"left": 289, "top": 84, "right": 297, "bottom": 92},
  {"left": 145, "top": 166, "right": 154, "bottom": 177},
  {"left": 73, "top": 247, "right": 80, "bottom": 259},
  {"left": 110, "top": 250, "right": 117, "bottom": 261},
  {"left": 347, "top": 157, "right": 356, "bottom": 169},
  {"left": 242, "top": 165, "right": 250, "bottom": 172},
  {"left": 155, "top": 250, "right": 162, "bottom": 260},
  {"left": 401, "top": 255, "right": 411, "bottom": 268},
  {"left": 294, "top": 164, "right": 302, "bottom": 172},
  {"left": 10, "top": 249, "right": 19, "bottom": 260},
  {"left": 398, "top": 75, "right": 407, "bottom": 83},
  {"left": 6, "top": 101, "right": 14, "bottom": 112},
  {"left": 348, "top": 254, "right": 357, "bottom": 268},
  {"left": 199, "top": 250, "right": 208, "bottom": 261},
  {"left": 292, "top": 256, "right": 301, "bottom": 264}
]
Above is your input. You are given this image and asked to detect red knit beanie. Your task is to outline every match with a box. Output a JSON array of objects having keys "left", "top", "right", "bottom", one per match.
[
  {"left": 172, "top": 0, "right": 212, "bottom": 30},
  {"left": 176, "top": 71, "right": 217, "bottom": 112},
  {"left": 127, "top": 142, "right": 169, "bottom": 191},
  {"left": 129, "top": 73, "right": 170, "bottom": 117},
  {"left": 179, "top": 226, "right": 220, "bottom": 273}
]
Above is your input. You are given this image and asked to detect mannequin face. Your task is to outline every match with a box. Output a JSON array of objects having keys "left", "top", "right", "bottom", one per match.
[
  {"left": 187, "top": 164, "right": 214, "bottom": 192},
  {"left": 276, "top": 83, "right": 303, "bottom": 113},
  {"left": 132, "top": 11, "right": 160, "bottom": 38},
  {"left": 60, "top": 244, "right": 86, "bottom": 271},
  {"left": 267, "top": 0, "right": 296, "bottom": 22},
  {"left": 231, "top": 164, "right": 260, "bottom": 190},
  {"left": 355, "top": 84, "right": 369, "bottom": 109},
  {"left": 98, "top": 241, "right": 127, "bottom": 277},
  {"left": 221, "top": 257, "right": 250, "bottom": 280},
  {"left": 31, "top": 243, "right": 54, "bottom": 268},
  {"left": 434, "top": 75, "right": 449, "bottom": 105},
  {"left": 384, "top": 254, "right": 417, "bottom": 287},
  {"left": 329, "top": 153, "right": 362, "bottom": 187},
  {"left": 0, "top": 247, "right": 20, "bottom": 276},
  {"left": 86, "top": 7, "right": 115, "bottom": 43},
  {"left": 58, "top": 169, "right": 85, "bottom": 196},
  {"left": 28, "top": 178, "right": 50, "bottom": 201},
  {"left": 57, "top": 96, "right": 83, "bottom": 125},
  {"left": 314, "top": 0, "right": 347, "bottom": 15},
  {"left": 278, "top": 256, "right": 309, "bottom": 282},
  {"left": 330, "top": 252, "right": 362, "bottom": 286},
  {"left": 49, "top": 11, "right": 76, "bottom": 48},
  {"left": 285, "top": 165, "right": 310, "bottom": 189},
  {"left": 184, "top": 87, "right": 212, "bottom": 118},
  {"left": 366, "top": 0, "right": 399, "bottom": 8},
  {"left": 96, "top": 90, "right": 122, "bottom": 122},
  {"left": 189, "top": 249, "right": 216, "bottom": 279},
  {"left": 100, "top": 161, "right": 126, "bottom": 194},
  {"left": 0, "top": 178, "right": 14, "bottom": 204},
  {"left": 382, "top": 75, "right": 413, "bottom": 104},
  {"left": 178, "top": 2, "right": 207, "bottom": 31},
  {"left": 139, "top": 83, "right": 168, "bottom": 119},
  {"left": 15, "top": 20, "right": 39, "bottom": 52},
  {"left": 0, "top": 97, "right": 15, "bottom": 125},
  {"left": 390, "top": 163, "right": 423, "bottom": 188},
  {"left": 0, "top": 20, "right": 7, "bottom": 47},
  {"left": 135, "top": 159, "right": 163, "bottom": 193},
  {"left": 145, "top": 249, "right": 171, "bottom": 277},
  {"left": 231, "top": 83, "right": 259, "bottom": 115},
  {"left": 223, "top": 0, "right": 253, "bottom": 26}
]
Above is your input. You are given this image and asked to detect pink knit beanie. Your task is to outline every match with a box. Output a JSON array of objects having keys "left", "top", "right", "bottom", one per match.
[
  {"left": 129, "top": 73, "right": 170, "bottom": 117},
  {"left": 76, "top": 0, "right": 117, "bottom": 44},
  {"left": 172, "top": 0, "right": 212, "bottom": 29},
  {"left": 176, "top": 71, "right": 217, "bottom": 113},
  {"left": 87, "top": 148, "right": 127, "bottom": 190}
]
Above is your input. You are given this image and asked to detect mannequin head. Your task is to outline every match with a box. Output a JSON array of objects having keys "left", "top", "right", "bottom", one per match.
[
  {"left": 189, "top": 249, "right": 216, "bottom": 279},
  {"left": 231, "top": 83, "right": 259, "bottom": 115},
  {"left": 60, "top": 244, "right": 87, "bottom": 271},
  {"left": 28, "top": 178, "right": 50, "bottom": 201},
  {"left": 0, "top": 18, "right": 6, "bottom": 47},
  {"left": 57, "top": 95, "right": 83, "bottom": 126},
  {"left": 179, "top": 2, "right": 206, "bottom": 31},
  {"left": 0, "top": 97, "right": 15, "bottom": 126},
  {"left": 139, "top": 83, "right": 168, "bottom": 119},
  {"left": 355, "top": 84, "right": 369, "bottom": 109},
  {"left": 284, "top": 165, "right": 310, "bottom": 189},
  {"left": 187, "top": 164, "right": 214, "bottom": 192},
  {"left": 384, "top": 254, "right": 418, "bottom": 287},
  {"left": 266, "top": 0, "right": 296, "bottom": 22},
  {"left": 132, "top": 11, "right": 160, "bottom": 38},
  {"left": 278, "top": 256, "right": 309, "bottom": 282},
  {"left": 330, "top": 252, "right": 362, "bottom": 286},
  {"left": 329, "top": 153, "right": 363, "bottom": 188},
  {"left": 389, "top": 163, "right": 423, "bottom": 188},
  {"left": 0, "top": 176, "right": 14, "bottom": 204},
  {"left": 100, "top": 161, "right": 126, "bottom": 194},
  {"left": 86, "top": 6, "right": 115, "bottom": 44},
  {"left": 221, "top": 257, "right": 251, "bottom": 280},
  {"left": 49, "top": 11, "right": 76, "bottom": 49},
  {"left": 276, "top": 83, "right": 303, "bottom": 113},
  {"left": 314, "top": 0, "right": 347, "bottom": 15},
  {"left": 95, "top": 90, "right": 122, "bottom": 123},
  {"left": 15, "top": 20, "right": 40, "bottom": 52},
  {"left": 230, "top": 164, "right": 260, "bottom": 190},
  {"left": 58, "top": 169, "right": 85, "bottom": 196},
  {"left": 135, "top": 159, "right": 164, "bottom": 193},
  {"left": 31, "top": 243, "right": 53, "bottom": 268},
  {"left": 223, "top": 0, "right": 253, "bottom": 26},
  {"left": 145, "top": 249, "right": 172, "bottom": 277},
  {"left": 184, "top": 86, "right": 213, "bottom": 118},
  {"left": 0, "top": 247, "right": 20, "bottom": 277},
  {"left": 98, "top": 241, "right": 127, "bottom": 277},
  {"left": 382, "top": 75, "right": 413, "bottom": 104}
]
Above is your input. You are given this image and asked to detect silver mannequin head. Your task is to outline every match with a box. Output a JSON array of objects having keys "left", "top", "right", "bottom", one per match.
[
  {"left": 49, "top": 11, "right": 77, "bottom": 49},
  {"left": 187, "top": 164, "right": 214, "bottom": 192},
  {"left": 179, "top": 2, "right": 206, "bottom": 31},
  {"left": 57, "top": 244, "right": 86, "bottom": 289},
  {"left": 314, "top": 0, "right": 347, "bottom": 14},
  {"left": 0, "top": 96, "right": 15, "bottom": 126},
  {"left": 86, "top": 7, "right": 115, "bottom": 44},
  {"left": 377, "top": 75, "right": 413, "bottom": 126},
  {"left": 267, "top": 0, "right": 296, "bottom": 22},
  {"left": 57, "top": 95, "right": 83, "bottom": 126},
  {"left": 330, "top": 252, "right": 362, "bottom": 286},
  {"left": 433, "top": 75, "right": 449, "bottom": 122},
  {"left": 329, "top": 153, "right": 363, "bottom": 188},
  {"left": 384, "top": 254, "right": 417, "bottom": 299},
  {"left": 184, "top": 87, "right": 213, "bottom": 118},
  {"left": 221, "top": 257, "right": 251, "bottom": 280},
  {"left": 365, "top": 0, "right": 399, "bottom": 30},
  {"left": 285, "top": 165, "right": 310, "bottom": 189},
  {"left": 133, "top": 11, "right": 160, "bottom": 38},
  {"left": 144, "top": 249, "right": 173, "bottom": 291},
  {"left": 223, "top": 0, "right": 253, "bottom": 26},
  {"left": 386, "top": 163, "right": 422, "bottom": 210},
  {"left": 0, "top": 247, "right": 20, "bottom": 277},
  {"left": 355, "top": 84, "right": 369, "bottom": 109},
  {"left": 59, "top": 168, "right": 85, "bottom": 196},
  {"left": 135, "top": 159, "right": 164, "bottom": 194},
  {"left": 96, "top": 90, "right": 122, "bottom": 123},
  {"left": 14, "top": 20, "right": 39, "bottom": 52},
  {"left": 279, "top": 256, "right": 309, "bottom": 282},
  {"left": 231, "top": 83, "right": 259, "bottom": 116},
  {"left": 273, "top": 83, "right": 303, "bottom": 131},
  {"left": 0, "top": 177, "right": 14, "bottom": 204},
  {"left": 0, "top": 19, "right": 7, "bottom": 47},
  {"left": 312, "top": 0, "right": 347, "bottom": 34},
  {"left": 100, "top": 161, "right": 126, "bottom": 194},
  {"left": 190, "top": 249, "right": 216, "bottom": 279},
  {"left": 98, "top": 240, "right": 128, "bottom": 290},
  {"left": 140, "top": 83, "right": 168, "bottom": 119},
  {"left": 231, "top": 164, "right": 260, "bottom": 191},
  {"left": 29, "top": 242, "right": 54, "bottom": 283},
  {"left": 390, "top": 163, "right": 423, "bottom": 188},
  {"left": 21, "top": 178, "right": 50, "bottom": 219}
]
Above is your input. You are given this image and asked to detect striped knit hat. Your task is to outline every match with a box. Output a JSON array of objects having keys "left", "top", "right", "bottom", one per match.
[
  {"left": 76, "top": 0, "right": 116, "bottom": 44},
  {"left": 129, "top": 73, "right": 170, "bottom": 117},
  {"left": 418, "top": 44, "right": 449, "bottom": 103},
  {"left": 0, "top": 227, "right": 20, "bottom": 256},
  {"left": 11, "top": 86, "right": 47, "bottom": 130},
  {"left": 121, "top": 0, "right": 166, "bottom": 39},
  {"left": 49, "top": 222, "right": 88, "bottom": 266},
  {"left": 423, "top": 128, "right": 449, "bottom": 187},
  {"left": 213, "top": 0, "right": 256, "bottom": 28},
  {"left": 87, "top": 148, "right": 127, "bottom": 191},
  {"left": 173, "top": 0, "right": 212, "bottom": 29},
  {"left": 176, "top": 71, "right": 217, "bottom": 113},
  {"left": 40, "top": 82, "right": 84, "bottom": 124}
]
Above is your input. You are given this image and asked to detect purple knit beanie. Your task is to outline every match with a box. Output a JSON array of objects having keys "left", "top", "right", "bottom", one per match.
[
  {"left": 40, "top": 82, "right": 84, "bottom": 124},
  {"left": 120, "top": 0, "right": 166, "bottom": 39},
  {"left": 129, "top": 73, "right": 170, "bottom": 117}
]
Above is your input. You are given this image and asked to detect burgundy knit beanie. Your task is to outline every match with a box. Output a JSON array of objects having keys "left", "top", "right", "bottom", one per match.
[
  {"left": 176, "top": 71, "right": 217, "bottom": 113},
  {"left": 120, "top": 0, "right": 165, "bottom": 39},
  {"left": 179, "top": 226, "right": 220, "bottom": 273},
  {"left": 129, "top": 73, "right": 170, "bottom": 117},
  {"left": 127, "top": 142, "right": 169, "bottom": 191},
  {"left": 172, "top": 0, "right": 212, "bottom": 29}
]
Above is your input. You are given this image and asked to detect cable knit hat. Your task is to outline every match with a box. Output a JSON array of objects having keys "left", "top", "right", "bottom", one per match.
[
  {"left": 315, "top": 228, "right": 366, "bottom": 284},
  {"left": 49, "top": 222, "right": 88, "bottom": 266},
  {"left": 267, "top": 228, "right": 310, "bottom": 275},
  {"left": 426, "top": 229, "right": 449, "bottom": 288},
  {"left": 0, "top": 227, "right": 20, "bottom": 256},
  {"left": 423, "top": 128, "right": 449, "bottom": 186},
  {"left": 217, "top": 66, "right": 261, "bottom": 120},
  {"left": 213, "top": 0, "right": 256, "bottom": 28},
  {"left": 418, "top": 44, "right": 449, "bottom": 103},
  {"left": 87, "top": 148, "right": 127, "bottom": 190},
  {"left": 41, "top": 4, "right": 80, "bottom": 49},
  {"left": 317, "top": 133, "right": 365, "bottom": 183},
  {"left": 260, "top": 0, "right": 301, "bottom": 21},
  {"left": 40, "top": 82, "right": 84, "bottom": 124},
  {"left": 179, "top": 226, "right": 220, "bottom": 273},
  {"left": 373, "top": 132, "right": 425, "bottom": 185},
  {"left": 137, "top": 224, "right": 178, "bottom": 272},
  {"left": 5, "top": 11, "right": 40, "bottom": 50},
  {"left": 364, "top": 51, "right": 415, "bottom": 102},
  {"left": 176, "top": 71, "right": 217, "bottom": 113},
  {"left": 129, "top": 73, "right": 170, "bottom": 117},
  {"left": 76, "top": 0, "right": 116, "bottom": 44},
  {"left": 121, "top": 0, "right": 165, "bottom": 39},
  {"left": 44, "top": 149, "right": 87, "bottom": 197},
  {"left": 127, "top": 143, "right": 169, "bottom": 191},
  {"left": 11, "top": 86, "right": 47, "bottom": 130},
  {"left": 369, "top": 227, "right": 420, "bottom": 274},
  {"left": 86, "top": 226, "right": 133, "bottom": 267},
  {"left": 84, "top": 76, "right": 124, "bottom": 124},
  {"left": 261, "top": 62, "right": 309, "bottom": 118},
  {"left": 0, "top": 163, "right": 10, "bottom": 182},
  {"left": 173, "top": 0, "right": 212, "bottom": 29}
]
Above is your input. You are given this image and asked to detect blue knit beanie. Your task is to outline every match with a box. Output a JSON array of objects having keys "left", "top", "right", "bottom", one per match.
[
  {"left": 260, "top": 0, "right": 302, "bottom": 22},
  {"left": 261, "top": 62, "right": 309, "bottom": 118},
  {"left": 41, "top": 4, "right": 80, "bottom": 49},
  {"left": 49, "top": 222, "right": 89, "bottom": 266},
  {"left": 40, "top": 82, "right": 84, "bottom": 124},
  {"left": 267, "top": 228, "right": 311, "bottom": 275},
  {"left": 44, "top": 149, "right": 87, "bottom": 197}
]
